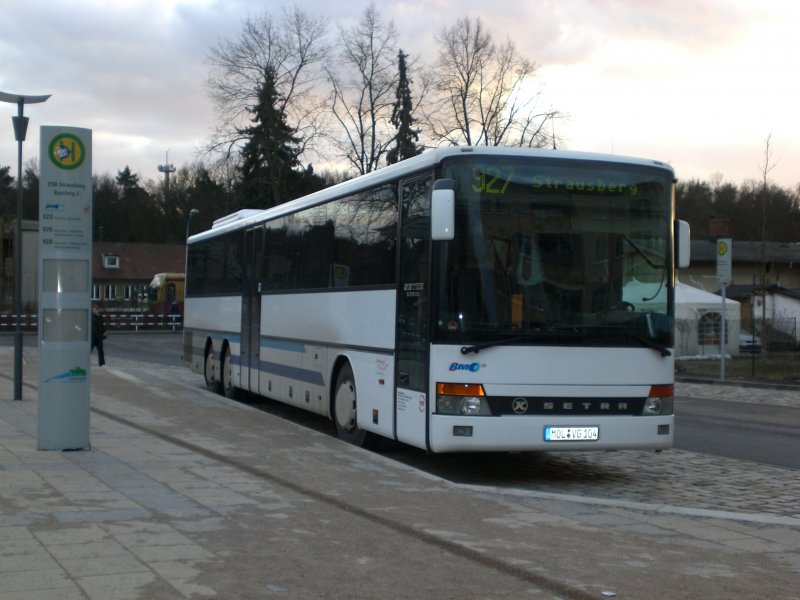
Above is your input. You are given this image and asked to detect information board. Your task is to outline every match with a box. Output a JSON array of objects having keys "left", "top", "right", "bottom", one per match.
[{"left": 37, "top": 126, "right": 92, "bottom": 451}]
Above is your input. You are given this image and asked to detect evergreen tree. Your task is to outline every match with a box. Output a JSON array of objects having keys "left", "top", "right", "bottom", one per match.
[
  {"left": 185, "top": 166, "right": 235, "bottom": 233},
  {"left": 93, "top": 174, "right": 119, "bottom": 241},
  {"left": 0, "top": 165, "right": 15, "bottom": 218},
  {"left": 238, "top": 68, "right": 302, "bottom": 208},
  {"left": 22, "top": 163, "right": 39, "bottom": 221},
  {"left": 113, "top": 167, "right": 165, "bottom": 242},
  {"left": 387, "top": 50, "right": 422, "bottom": 165}
]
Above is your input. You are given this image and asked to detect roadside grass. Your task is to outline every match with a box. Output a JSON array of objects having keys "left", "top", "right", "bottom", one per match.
[{"left": 675, "top": 351, "right": 800, "bottom": 384}]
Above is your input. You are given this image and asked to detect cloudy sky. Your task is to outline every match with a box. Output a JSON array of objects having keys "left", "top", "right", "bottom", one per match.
[{"left": 1, "top": 0, "right": 798, "bottom": 189}]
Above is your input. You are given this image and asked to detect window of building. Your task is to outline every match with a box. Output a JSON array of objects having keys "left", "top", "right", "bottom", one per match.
[{"left": 698, "top": 311, "right": 724, "bottom": 347}]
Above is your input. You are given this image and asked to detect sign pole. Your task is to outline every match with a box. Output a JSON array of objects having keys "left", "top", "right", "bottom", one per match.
[
  {"left": 0, "top": 91, "right": 51, "bottom": 400},
  {"left": 716, "top": 238, "right": 733, "bottom": 382},
  {"left": 720, "top": 285, "right": 726, "bottom": 381}
]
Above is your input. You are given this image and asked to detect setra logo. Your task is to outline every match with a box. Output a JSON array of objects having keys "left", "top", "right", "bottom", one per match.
[
  {"left": 48, "top": 133, "right": 86, "bottom": 170},
  {"left": 448, "top": 362, "right": 480, "bottom": 372}
]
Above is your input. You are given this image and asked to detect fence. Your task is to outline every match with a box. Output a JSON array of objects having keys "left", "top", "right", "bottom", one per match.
[
  {"left": 750, "top": 317, "right": 798, "bottom": 351},
  {"left": 0, "top": 313, "right": 183, "bottom": 333},
  {"left": 5, "top": 312, "right": 795, "bottom": 349},
  {"left": 675, "top": 317, "right": 798, "bottom": 357}
]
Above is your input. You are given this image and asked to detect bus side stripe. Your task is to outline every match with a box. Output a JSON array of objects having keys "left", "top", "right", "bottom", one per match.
[
  {"left": 259, "top": 360, "right": 325, "bottom": 386},
  {"left": 261, "top": 339, "right": 306, "bottom": 353}
]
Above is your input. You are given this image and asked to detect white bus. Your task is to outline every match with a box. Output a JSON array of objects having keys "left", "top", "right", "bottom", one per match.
[{"left": 183, "top": 147, "right": 690, "bottom": 453}]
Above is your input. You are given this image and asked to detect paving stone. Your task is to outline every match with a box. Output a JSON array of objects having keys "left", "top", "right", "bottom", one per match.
[
  {"left": 0, "top": 569, "right": 74, "bottom": 593},
  {"left": 75, "top": 572, "right": 163, "bottom": 600}
]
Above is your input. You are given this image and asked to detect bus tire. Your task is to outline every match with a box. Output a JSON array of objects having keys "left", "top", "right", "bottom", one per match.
[
  {"left": 333, "top": 363, "right": 369, "bottom": 447},
  {"left": 204, "top": 346, "right": 222, "bottom": 394},
  {"left": 222, "top": 346, "right": 237, "bottom": 400}
]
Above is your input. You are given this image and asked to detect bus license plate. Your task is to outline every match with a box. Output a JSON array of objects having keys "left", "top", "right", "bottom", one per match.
[{"left": 544, "top": 426, "right": 599, "bottom": 442}]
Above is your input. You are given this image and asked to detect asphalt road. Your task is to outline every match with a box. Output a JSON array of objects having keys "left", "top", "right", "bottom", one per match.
[{"left": 674, "top": 396, "right": 800, "bottom": 469}]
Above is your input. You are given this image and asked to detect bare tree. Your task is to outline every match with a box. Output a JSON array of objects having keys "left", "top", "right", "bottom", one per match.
[
  {"left": 205, "top": 7, "right": 329, "bottom": 167},
  {"left": 326, "top": 3, "right": 399, "bottom": 175},
  {"left": 424, "top": 16, "right": 560, "bottom": 148}
]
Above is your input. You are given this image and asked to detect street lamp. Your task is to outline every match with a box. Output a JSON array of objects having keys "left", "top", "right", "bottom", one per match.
[{"left": 0, "top": 91, "right": 51, "bottom": 401}]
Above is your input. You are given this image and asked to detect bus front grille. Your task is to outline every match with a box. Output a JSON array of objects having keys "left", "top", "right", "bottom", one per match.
[{"left": 486, "top": 397, "right": 645, "bottom": 416}]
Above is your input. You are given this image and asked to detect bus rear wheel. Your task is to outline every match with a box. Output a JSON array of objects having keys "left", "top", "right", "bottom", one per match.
[
  {"left": 333, "top": 364, "right": 368, "bottom": 447},
  {"left": 204, "top": 347, "right": 222, "bottom": 394}
]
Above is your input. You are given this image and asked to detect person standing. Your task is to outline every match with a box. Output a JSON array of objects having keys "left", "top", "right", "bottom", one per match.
[{"left": 91, "top": 305, "right": 106, "bottom": 366}]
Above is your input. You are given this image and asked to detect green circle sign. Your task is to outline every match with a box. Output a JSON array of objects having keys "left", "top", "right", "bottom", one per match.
[{"left": 48, "top": 133, "right": 86, "bottom": 170}]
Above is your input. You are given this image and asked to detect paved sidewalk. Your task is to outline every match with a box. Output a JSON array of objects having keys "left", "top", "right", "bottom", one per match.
[{"left": 1, "top": 350, "right": 799, "bottom": 599}]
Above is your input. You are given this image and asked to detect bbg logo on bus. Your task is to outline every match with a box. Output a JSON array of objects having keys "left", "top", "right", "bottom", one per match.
[{"left": 449, "top": 362, "right": 480, "bottom": 372}]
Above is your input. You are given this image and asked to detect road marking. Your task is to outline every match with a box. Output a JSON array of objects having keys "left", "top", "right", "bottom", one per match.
[{"left": 453, "top": 483, "right": 800, "bottom": 527}]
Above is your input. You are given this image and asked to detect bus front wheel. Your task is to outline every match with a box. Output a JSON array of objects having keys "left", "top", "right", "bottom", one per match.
[
  {"left": 222, "top": 346, "right": 237, "bottom": 399},
  {"left": 333, "top": 364, "right": 368, "bottom": 447}
]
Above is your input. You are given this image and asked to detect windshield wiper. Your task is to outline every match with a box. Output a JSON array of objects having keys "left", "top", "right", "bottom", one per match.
[
  {"left": 460, "top": 327, "right": 670, "bottom": 357},
  {"left": 560, "top": 325, "right": 671, "bottom": 356},
  {"left": 625, "top": 332, "right": 670, "bottom": 356},
  {"left": 459, "top": 327, "right": 576, "bottom": 354},
  {"left": 460, "top": 336, "right": 526, "bottom": 355},
  {"left": 621, "top": 235, "right": 663, "bottom": 269}
]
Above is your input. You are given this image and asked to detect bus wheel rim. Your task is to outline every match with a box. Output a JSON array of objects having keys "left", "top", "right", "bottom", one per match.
[{"left": 335, "top": 380, "right": 356, "bottom": 431}]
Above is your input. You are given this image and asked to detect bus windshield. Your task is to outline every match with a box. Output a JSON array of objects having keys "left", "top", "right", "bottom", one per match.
[{"left": 435, "top": 156, "right": 674, "bottom": 350}]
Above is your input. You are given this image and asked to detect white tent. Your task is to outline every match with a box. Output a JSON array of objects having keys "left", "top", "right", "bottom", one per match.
[{"left": 674, "top": 281, "right": 740, "bottom": 358}]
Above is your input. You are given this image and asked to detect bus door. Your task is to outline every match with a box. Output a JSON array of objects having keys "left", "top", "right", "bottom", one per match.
[
  {"left": 395, "top": 176, "right": 432, "bottom": 450},
  {"left": 241, "top": 226, "right": 264, "bottom": 393}
]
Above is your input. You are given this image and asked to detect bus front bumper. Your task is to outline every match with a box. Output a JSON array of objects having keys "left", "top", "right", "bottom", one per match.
[{"left": 429, "top": 414, "right": 673, "bottom": 453}]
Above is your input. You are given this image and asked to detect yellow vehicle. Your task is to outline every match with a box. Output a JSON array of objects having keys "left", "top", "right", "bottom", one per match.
[{"left": 148, "top": 272, "right": 185, "bottom": 315}]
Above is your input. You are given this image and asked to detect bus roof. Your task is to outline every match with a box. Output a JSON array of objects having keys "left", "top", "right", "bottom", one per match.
[{"left": 188, "top": 146, "right": 674, "bottom": 244}]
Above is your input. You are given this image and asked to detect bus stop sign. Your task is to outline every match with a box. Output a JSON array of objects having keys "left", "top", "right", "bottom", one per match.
[{"left": 716, "top": 238, "right": 732, "bottom": 286}]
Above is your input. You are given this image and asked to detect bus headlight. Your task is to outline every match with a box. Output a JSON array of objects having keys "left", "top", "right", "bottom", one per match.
[
  {"left": 436, "top": 383, "right": 492, "bottom": 415},
  {"left": 642, "top": 385, "right": 674, "bottom": 415}
]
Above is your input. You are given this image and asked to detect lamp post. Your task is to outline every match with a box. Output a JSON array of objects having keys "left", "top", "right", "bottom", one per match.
[{"left": 0, "top": 91, "right": 51, "bottom": 401}]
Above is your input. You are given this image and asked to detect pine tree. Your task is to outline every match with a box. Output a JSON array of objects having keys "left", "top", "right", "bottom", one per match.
[
  {"left": 238, "top": 68, "right": 302, "bottom": 208},
  {"left": 0, "top": 165, "right": 14, "bottom": 217},
  {"left": 114, "top": 167, "right": 166, "bottom": 242},
  {"left": 387, "top": 50, "right": 422, "bottom": 165}
]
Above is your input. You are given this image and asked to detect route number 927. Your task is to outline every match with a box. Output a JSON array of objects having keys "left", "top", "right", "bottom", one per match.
[{"left": 472, "top": 167, "right": 514, "bottom": 195}]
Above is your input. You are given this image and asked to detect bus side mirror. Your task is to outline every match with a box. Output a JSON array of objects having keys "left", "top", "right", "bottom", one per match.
[
  {"left": 431, "top": 179, "right": 455, "bottom": 240},
  {"left": 676, "top": 219, "right": 690, "bottom": 268}
]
